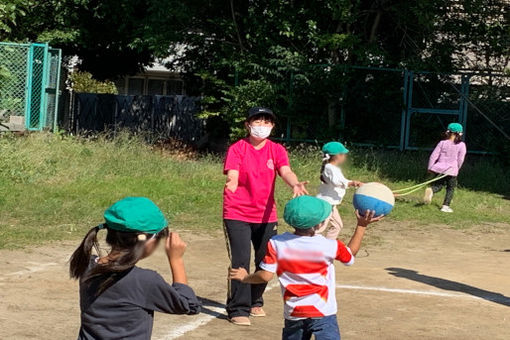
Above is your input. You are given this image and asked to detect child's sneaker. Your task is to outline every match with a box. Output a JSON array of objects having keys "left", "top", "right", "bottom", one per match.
[
  {"left": 423, "top": 188, "right": 433, "bottom": 204},
  {"left": 440, "top": 205, "right": 453, "bottom": 213}
]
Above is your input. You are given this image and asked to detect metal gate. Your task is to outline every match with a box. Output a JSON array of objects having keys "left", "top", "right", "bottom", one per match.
[{"left": 0, "top": 42, "right": 62, "bottom": 131}]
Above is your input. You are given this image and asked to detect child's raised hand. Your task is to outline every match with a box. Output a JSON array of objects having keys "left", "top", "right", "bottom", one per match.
[
  {"left": 165, "top": 232, "right": 187, "bottom": 261},
  {"left": 229, "top": 267, "right": 248, "bottom": 281},
  {"left": 355, "top": 210, "right": 384, "bottom": 227},
  {"left": 350, "top": 180, "right": 364, "bottom": 187}
]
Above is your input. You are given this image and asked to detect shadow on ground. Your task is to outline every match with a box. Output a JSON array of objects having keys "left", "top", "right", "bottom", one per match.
[
  {"left": 386, "top": 267, "right": 510, "bottom": 307},
  {"left": 198, "top": 296, "right": 228, "bottom": 320}
]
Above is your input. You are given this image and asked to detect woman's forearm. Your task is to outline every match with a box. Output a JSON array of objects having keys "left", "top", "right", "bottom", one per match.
[{"left": 280, "top": 167, "right": 299, "bottom": 187}]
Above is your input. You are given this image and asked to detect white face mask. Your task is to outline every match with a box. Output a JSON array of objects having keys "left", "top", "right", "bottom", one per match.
[{"left": 250, "top": 125, "right": 272, "bottom": 139}]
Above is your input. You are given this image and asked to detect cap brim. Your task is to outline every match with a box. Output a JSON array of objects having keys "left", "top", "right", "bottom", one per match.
[{"left": 248, "top": 111, "right": 276, "bottom": 120}]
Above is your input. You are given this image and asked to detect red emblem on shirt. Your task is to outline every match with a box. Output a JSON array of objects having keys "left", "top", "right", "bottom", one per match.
[{"left": 267, "top": 159, "right": 274, "bottom": 170}]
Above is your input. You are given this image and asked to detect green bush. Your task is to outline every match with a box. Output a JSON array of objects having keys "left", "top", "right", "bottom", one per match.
[{"left": 69, "top": 71, "right": 118, "bottom": 94}]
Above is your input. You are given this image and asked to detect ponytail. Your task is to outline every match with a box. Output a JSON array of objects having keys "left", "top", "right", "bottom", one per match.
[
  {"left": 320, "top": 156, "right": 329, "bottom": 183},
  {"left": 69, "top": 225, "right": 101, "bottom": 280},
  {"left": 70, "top": 226, "right": 168, "bottom": 295}
]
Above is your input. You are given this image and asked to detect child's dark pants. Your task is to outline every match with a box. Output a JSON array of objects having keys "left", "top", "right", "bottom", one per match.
[
  {"left": 282, "top": 315, "right": 341, "bottom": 340},
  {"left": 223, "top": 219, "right": 277, "bottom": 318},
  {"left": 431, "top": 174, "right": 457, "bottom": 206}
]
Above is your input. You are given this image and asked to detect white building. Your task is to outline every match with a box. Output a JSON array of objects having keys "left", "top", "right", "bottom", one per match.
[{"left": 114, "top": 59, "right": 185, "bottom": 96}]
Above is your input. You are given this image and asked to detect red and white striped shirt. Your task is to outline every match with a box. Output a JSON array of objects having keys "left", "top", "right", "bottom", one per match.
[{"left": 260, "top": 232, "right": 354, "bottom": 320}]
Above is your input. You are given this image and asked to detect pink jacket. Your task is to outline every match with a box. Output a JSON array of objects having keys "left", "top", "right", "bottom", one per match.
[{"left": 428, "top": 140, "right": 467, "bottom": 176}]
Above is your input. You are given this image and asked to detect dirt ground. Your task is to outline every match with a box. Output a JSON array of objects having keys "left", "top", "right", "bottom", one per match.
[{"left": 1, "top": 221, "right": 509, "bottom": 340}]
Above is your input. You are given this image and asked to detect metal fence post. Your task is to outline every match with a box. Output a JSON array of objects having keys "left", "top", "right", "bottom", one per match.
[
  {"left": 404, "top": 71, "right": 414, "bottom": 150},
  {"left": 460, "top": 74, "right": 470, "bottom": 136},
  {"left": 39, "top": 43, "right": 50, "bottom": 130},
  {"left": 24, "top": 44, "right": 34, "bottom": 128},
  {"left": 400, "top": 69, "right": 409, "bottom": 151},
  {"left": 53, "top": 49, "right": 62, "bottom": 131},
  {"left": 286, "top": 71, "right": 294, "bottom": 143},
  {"left": 339, "top": 85, "right": 346, "bottom": 140}
]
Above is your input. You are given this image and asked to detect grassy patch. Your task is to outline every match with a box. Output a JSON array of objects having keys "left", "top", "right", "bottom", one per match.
[{"left": 0, "top": 133, "right": 509, "bottom": 249}]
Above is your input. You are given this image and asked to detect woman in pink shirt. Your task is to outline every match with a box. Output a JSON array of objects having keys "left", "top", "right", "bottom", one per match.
[
  {"left": 223, "top": 107, "right": 308, "bottom": 326},
  {"left": 423, "top": 123, "right": 467, "bottom": 213}
]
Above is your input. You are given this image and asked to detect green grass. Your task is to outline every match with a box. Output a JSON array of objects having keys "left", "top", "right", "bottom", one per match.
[{"left": 0, "top": 133, "right": 509, "bottom": 249}]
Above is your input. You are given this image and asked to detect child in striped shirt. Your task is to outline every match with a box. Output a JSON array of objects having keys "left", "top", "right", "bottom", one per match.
[{"left": 229, "top": 196, "right": 382, "bottom": 340}]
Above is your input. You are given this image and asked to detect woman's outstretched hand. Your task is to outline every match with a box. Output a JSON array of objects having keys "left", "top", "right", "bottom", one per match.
[{"left": 292, "top": 181, "right": 309, "bottom": 197}]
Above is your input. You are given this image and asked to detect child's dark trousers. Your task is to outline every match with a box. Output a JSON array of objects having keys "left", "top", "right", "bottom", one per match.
[
  {"left": 431, "top": 174, "right": 457, "bottom": 206},
  {"left": 282, "top": 315, "right": 340, "bottom": 340}
]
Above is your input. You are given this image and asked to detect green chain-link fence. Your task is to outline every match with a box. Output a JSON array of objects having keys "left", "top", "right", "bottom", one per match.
[
  {"left": 234, "top": 65, "right": 510, "bottom": 154},
  {"left": 0, "top": 42, "right": 62, "bottom": 131}
]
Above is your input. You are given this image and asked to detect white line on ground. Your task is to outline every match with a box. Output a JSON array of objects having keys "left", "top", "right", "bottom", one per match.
[
  {"left": 2, "top": 262, "right": 59, "bottom": 278},
  {"left": 157, "top": 281, "right": 280, "bottom": 340},
  {"left": 336, "top": 284, "right": 482, "bottom": 300}
]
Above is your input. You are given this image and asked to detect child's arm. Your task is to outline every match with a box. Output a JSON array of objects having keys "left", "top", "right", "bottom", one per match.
[
  {"left": 457, "top": 143, "right": 467, "bottom": 170},
  {"left": 324, "top": 165, "right": 351, "bottom": 188},
  {"left": 428, "top": 142, "right": 442, "bottom": 170},
  {"left": 144, "top": 232, "right": 200, "bottom": 315},
  {"left": 166, "top": 232, "right": 188, "bottom": 284},
  {"left": 347, "top": 210, "right": 383, "bottom": 256},
  {"left": 229, "top": 267, "right": 274, "bottom": 284}
]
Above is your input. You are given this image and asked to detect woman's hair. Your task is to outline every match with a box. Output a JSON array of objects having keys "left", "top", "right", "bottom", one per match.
[
  {"left": 246, "top": 113, "right": 275, "bottom": 124},
  {"left": 443, "top": 131, "right": 463, "bottom": 144},
  {"left": 69, "top": 226, "right": 168, "bottom": 295}
]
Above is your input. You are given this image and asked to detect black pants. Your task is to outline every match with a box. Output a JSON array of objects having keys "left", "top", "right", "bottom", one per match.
[
  {"left": 223, "top": 219, "right": 277, "bottom": 318},
  {"left": 431, "top": 175, "right": 457, "bottom": 206}
]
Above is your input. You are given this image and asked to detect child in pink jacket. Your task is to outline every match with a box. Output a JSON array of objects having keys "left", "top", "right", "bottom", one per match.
[{"left": 423, "top": 123, "right": 467, "bottom": 213}]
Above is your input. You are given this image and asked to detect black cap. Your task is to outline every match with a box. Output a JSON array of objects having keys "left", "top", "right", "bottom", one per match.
[{"left": 247, "top": 107, "right": 276, "bottom": 120}]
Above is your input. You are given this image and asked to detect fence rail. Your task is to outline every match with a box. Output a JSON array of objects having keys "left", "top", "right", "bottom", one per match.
[{"left": 235, "top": 65, "right": 510, "bottom": 154}]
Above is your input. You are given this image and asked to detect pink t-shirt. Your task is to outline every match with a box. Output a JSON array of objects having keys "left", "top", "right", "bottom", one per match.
[{"left": 223, "top": 138, "right": 290, "bottom": 223}]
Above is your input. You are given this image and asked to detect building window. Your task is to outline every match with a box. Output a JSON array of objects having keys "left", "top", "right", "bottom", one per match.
[
  {"left": 148, "top": 79, "right": 165, "bottom": 95},
  {"left": 128, "top": 78, "right": 144, "bottom": 96},
  {"left": 116, "top": 76, "right": 185, "bottom": 96},
  {"left": 167, "top": 79, "right": 184, "bottom": 95}
]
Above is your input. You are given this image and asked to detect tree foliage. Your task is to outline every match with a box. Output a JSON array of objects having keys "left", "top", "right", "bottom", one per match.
[{"left": 1, "top": 1, "right": 509, "bottom": 138}]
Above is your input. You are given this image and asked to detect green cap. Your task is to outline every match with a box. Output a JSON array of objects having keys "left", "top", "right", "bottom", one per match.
[
  {"left": 104, "top": 197, "right": 168, "bottom": 234},
  {"left": 447, "top": 123, "right": 463, "bottom": 133},
  {"left": 322, "top": 141, "right": 349, "bottom": 155},
  {"left": 284, "top": 196, "right": 332, "bottom": 229}
]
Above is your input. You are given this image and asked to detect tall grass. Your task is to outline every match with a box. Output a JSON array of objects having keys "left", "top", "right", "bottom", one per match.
[{"left": 0, "top": 133, "right": 508, "bottom": 249}]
